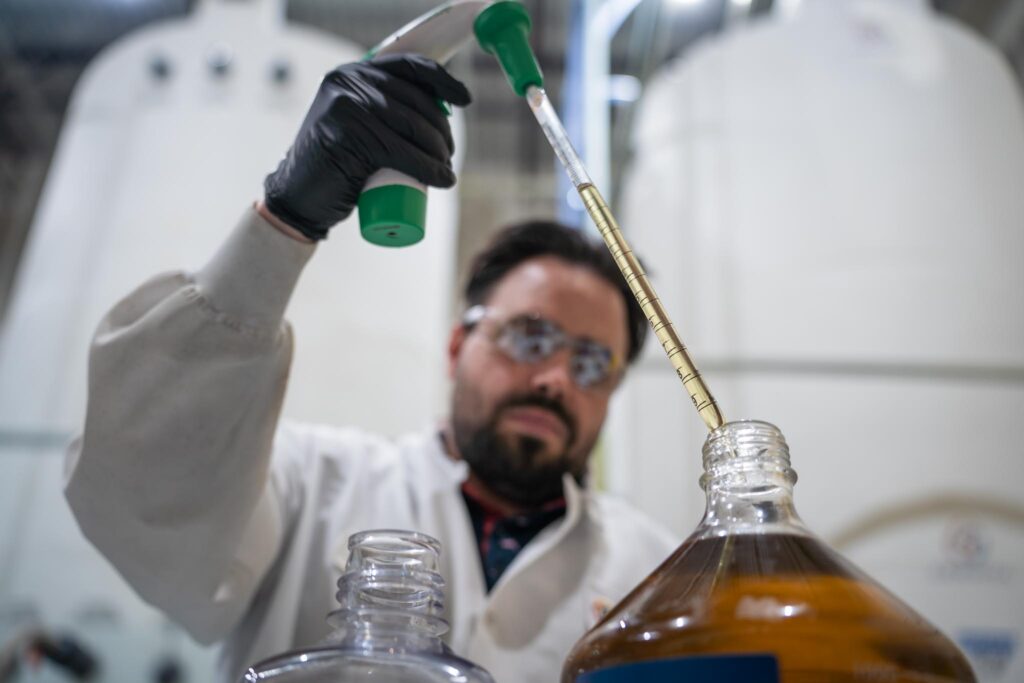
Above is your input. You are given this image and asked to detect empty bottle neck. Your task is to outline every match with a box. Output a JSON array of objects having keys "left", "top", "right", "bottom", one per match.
[
  {"left": 326, "top": 530, "right": 449, "bottom": 654},
  {"left": 698, "top": 420, "right": 805, "bottom": 535}
]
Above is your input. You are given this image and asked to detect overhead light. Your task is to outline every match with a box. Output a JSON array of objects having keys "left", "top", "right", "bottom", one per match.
[{"left": 665, "top": 0, "right": 705, "bottom": 7}]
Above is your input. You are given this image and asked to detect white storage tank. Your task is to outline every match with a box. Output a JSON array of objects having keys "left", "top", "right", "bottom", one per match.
[
  {"left": 610, "top": 0, "right": 1024, "bottom": 679},
  {"left": 0, "top": 1, "right": 462, "bottom": 678}
]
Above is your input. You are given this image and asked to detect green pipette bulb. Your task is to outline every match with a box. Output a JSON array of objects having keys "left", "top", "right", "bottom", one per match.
[{"left": 474, "top": 1, "right": 544, "bottom": 96}]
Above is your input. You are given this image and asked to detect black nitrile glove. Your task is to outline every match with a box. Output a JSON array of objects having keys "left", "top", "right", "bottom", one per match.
[{"left": 264, "top": 54, "right": 472, "bottom": 241}]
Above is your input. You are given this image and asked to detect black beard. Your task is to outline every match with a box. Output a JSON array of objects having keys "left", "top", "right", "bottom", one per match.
[{"left": 453, "top": 394, "right": 582, "bottom": 509}]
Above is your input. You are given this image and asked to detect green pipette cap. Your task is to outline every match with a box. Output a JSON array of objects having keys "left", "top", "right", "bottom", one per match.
[{"left": 474, "top": 1, "right": 543, "bottom": 97}]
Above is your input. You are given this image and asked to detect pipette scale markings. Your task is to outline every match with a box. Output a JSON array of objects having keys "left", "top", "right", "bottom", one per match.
[{"left": 525, "top": 86, "right": 724, "bottom": 432}]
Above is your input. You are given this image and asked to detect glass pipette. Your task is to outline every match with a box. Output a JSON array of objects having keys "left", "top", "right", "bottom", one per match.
[{"left": 525, "top": 85, "right": 725, "bottom": 432}]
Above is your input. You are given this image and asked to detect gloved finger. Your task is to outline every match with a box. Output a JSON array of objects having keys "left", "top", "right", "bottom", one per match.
[
  {"left": 358, "top": 66, "right": 455, "bottom": 155},
  {"left": 395, "top": 156, "right": 457, "bottom": 189},
  {"left": 325, "top": 86, "right": 453, "bottom": 164},
  {"left": 370, "top": 53, "right": 472, "bottom": 107},
  {"left": 374, "top": 95, "right": 454, "bottom": 161},
  {"left": 348, "top": 117, "right": 457, "bottom": 188}
]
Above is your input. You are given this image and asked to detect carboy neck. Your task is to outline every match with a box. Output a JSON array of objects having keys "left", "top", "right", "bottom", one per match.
[{"left": 698, "top": 420, "right": 806, "bottom": 536}]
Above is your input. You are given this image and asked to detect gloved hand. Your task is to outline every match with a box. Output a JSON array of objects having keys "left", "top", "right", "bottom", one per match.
[{"left": 263, "top": 54, "right": 472, "bottom": 241}]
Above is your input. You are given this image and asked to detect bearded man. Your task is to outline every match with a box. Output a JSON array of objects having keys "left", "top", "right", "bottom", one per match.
[{"left": 65, "top": 54, "right": 675, "bottom": 683}]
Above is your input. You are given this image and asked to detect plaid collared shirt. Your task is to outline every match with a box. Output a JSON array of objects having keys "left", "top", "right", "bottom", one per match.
[{"left": 461, "top": 483, "right": 567, "bottom": 592}]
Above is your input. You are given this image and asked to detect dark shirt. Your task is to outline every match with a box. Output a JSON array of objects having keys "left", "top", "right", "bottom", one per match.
[{"left": 461, "top": 483, "right": 567, "bottom": 592}]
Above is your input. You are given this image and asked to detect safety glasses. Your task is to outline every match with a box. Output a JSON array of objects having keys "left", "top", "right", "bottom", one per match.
[{"left": 462, "top": 305, "right": 621, "bottom": 389}]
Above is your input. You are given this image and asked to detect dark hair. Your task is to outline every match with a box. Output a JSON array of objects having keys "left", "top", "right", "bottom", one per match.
[{"left": 463, "top": 219, "right": 648, "bottom": 364}]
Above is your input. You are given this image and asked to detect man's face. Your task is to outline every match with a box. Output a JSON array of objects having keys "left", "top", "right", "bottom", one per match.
[{"left": 448, "top": 256, "right": 629, "bottom": 508}]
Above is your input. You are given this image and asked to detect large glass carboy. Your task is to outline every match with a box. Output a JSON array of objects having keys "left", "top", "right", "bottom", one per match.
[
  {"left": 243, "top": 529, "right": 495, "bottom": 683},
  {"left": 563, "top": 420, "right": 975, "bottom": 682}
]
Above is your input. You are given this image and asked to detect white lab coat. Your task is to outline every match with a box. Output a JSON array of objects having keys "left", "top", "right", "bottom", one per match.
[{"left": 63, "top": 208, "right": 679, "bottom": 682}]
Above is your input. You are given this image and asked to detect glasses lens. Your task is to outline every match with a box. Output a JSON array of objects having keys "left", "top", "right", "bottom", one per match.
[
  {"left": 499, "top": 316, "right": 561, "bottom": 363},
  {"left": 493, "top": 314, "right": 616, "bottom": 389},
  {"left": 570, "top": 342, "right": 613, "bottom": 388}
]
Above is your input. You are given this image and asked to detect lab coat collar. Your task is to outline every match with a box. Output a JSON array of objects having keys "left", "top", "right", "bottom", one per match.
[
  {"left": 329, "top": 430, "right": 594, "bottom": 571},
  {"left": 559, "top": 471, "right": 586, "bottom": 535},
  {"left": 423, "top": 428, "right": 591, "bottom": 525},
  {"left": 420, "top": 431, "right": 597, "bottom": 602}
]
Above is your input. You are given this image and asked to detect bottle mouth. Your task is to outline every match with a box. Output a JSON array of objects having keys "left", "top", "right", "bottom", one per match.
[
  {"left": 330, "top": 529, "right": 449, "bottom": 636},
  {"left": 701, "top": 419, "right": 797, "bottom": 490},
  {"left": 346, "top": 529, "right": 443, "bottom": 573}
]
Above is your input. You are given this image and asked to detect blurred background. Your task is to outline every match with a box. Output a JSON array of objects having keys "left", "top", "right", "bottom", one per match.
[{"left": 0, "top": 0, "right": 1022, "bottom": 680}]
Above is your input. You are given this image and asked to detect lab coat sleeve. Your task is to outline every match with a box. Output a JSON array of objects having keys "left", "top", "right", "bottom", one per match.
[{"left": 64, "top": 206, "right": 316, "bottom": 644}]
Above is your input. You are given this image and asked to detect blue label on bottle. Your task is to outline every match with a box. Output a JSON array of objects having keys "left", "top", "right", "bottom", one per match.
[{"left": 577, "top": 654, "right": 780, "bottom": 682}]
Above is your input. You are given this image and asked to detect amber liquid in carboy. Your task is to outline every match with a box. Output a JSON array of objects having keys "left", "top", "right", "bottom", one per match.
[
  {"left": 563, "top": 534, "right": 975, "bottom": 682},
  {"left": 562, "top": 421, "right": 975, "bottom": 682}
]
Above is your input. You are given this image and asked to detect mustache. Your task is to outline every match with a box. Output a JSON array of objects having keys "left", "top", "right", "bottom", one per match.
[{"left": 497, "top": 393, "right": 577, "bottom": 443}]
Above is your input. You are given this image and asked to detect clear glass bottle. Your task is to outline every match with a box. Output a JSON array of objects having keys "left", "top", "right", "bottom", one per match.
[
  {"left": 563, "top": 420, "right": 976, "bottom": 682},
  {"left": 243, "top": 529, "right": 495, "bottom": 683}
]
